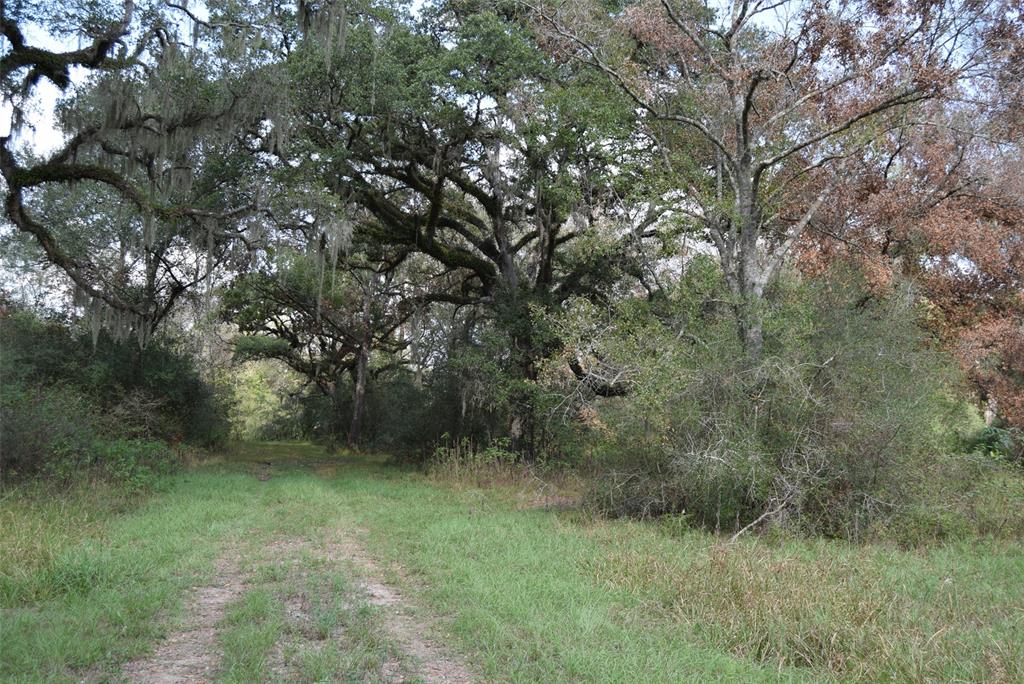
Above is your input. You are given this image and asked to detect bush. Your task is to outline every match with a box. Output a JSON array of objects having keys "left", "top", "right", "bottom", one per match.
[
  {"left": 0, "top": 307, "right": 231, "bottom": 449},
  {"left": 0, "top": 305, "right": 218, "bottom": 485},
  {"left": 968, "top": 426, "right": 1024, "bottom": 464},
  {"left": 282, "top": 359, "right": 525, "bottom": 459},
  {"left": 548, "top": 261, "right": 978, "bottom": 540},
  {"left": 89, "top": 439, "right": 178, "bottom": 492},
  {"left": 420, "top": 418, "right": 584, "bottom": 503},
  {"left": 0, "top": 380, "right": 103, "bottom": 480},
  {"left": 431, "top": 435, "right": 517, "bottom": 466},
  {"left": 0, "top": 379, "right": 179, "bottom": 488}
]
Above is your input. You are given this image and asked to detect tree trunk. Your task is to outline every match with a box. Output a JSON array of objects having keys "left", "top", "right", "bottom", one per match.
[
  {"left": 984, "top": 396, "right": 998, "bottom": 427},
  {"left": 737, "top": 304, "right": 765, "bottom": 361},
  {"left": 734, "top": 168, "right": 766, "bottom": 361},
  {"left": 347, "top": 346, "right": 369, "bottom": 447},
  {"left": 325, "top": 384, "right": 344, "bottom": 453},
  {"left": 509, "top": 353, "right": 539, "bottom": 460},
  {"left": 347, "top": 292, "right": 372, "bottom": 448}
]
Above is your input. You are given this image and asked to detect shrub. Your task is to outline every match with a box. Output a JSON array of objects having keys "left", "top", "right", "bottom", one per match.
[
  {"left": 549, "top": 261, "right": 977, "bottom": 540},
  {"left": 428, "top": 435, "right": 521, "bottom": 483},
  {"left": 0, "top": 306, "right": 231, "bottom": 449},
  {"left": 89, "top": 439, "right": 179, "bottom": 492},
  {"left": 0, "top": 380, "right": 103, "bottom": 481},
  {"left": 0, "top": 379, "right": 179, "bottom": 488},
  {"left": 0, "top": 306, "right": 212, "bottom": 485},
  {"left": 968, "top": 426, "right": 1024, "bottom": 464}
]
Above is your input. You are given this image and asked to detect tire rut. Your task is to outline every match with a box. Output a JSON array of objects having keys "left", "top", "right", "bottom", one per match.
[
  {"left": 119, "top": 530, "right": 473, "bottom": 684},
  {"left": 121, "top": 553, "right": 244, "bottom": 684},
  {"left": 325, "top": 530, "right": 476, "bottom": 684}
]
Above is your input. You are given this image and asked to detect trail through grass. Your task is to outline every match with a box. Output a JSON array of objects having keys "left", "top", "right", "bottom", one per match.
[{"left": 2, "top": 442, "right": 1022, "bottom": 682}]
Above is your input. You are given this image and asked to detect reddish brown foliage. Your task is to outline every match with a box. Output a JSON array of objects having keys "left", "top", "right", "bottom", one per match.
[{"left": 799, "top": 127, "right": 1024, "bottom": 425}]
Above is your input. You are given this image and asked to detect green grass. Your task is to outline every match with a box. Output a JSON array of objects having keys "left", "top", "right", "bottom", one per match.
[
  {"left": 220, "top": 588, "right": 286, "bottom": 683},
  {"left": 2, "top": 442, "right": 1022, "bottom": 682},
  {"left": 1, "top": 472, "right": 268, "bottom": 681}
]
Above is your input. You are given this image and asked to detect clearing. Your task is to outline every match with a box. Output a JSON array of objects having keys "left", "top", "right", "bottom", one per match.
[{"left": 2, "top": 443, "right": 1022, "bottom": 682}]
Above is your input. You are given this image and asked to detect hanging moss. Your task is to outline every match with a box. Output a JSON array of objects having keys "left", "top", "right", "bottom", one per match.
[{"left": 78, "top": 294, "right": 150, "bottom": 349}]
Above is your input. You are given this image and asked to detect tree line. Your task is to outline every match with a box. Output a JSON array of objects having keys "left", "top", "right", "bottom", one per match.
[{"left": 2, "top": 0, "right": 1022, "bottom": 536}]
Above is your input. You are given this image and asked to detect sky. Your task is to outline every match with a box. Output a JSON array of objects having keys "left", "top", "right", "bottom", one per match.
[
  {"left": 0, "top": 24, "right": 88, "bottom": 306},
  {"left": 1, "top": 23, "right": 80, "bottom": 156}
]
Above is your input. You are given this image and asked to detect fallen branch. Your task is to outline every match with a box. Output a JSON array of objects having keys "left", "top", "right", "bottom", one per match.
[{"left": 729, "top": 500, "right": 788, "bottom": 543}]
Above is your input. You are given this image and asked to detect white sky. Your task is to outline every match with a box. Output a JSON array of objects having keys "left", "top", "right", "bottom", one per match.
[{"left": 1, "top": 23, "right": 81, "bottom": 156}]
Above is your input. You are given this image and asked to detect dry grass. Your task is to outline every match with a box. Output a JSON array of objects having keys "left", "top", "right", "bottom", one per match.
[
  {"left": 427, "top": 458, "right": 584, "bottom": 511},
  {"left": 579, "top": 526, "right": 1024, "bottom": 682},
  {"left": 420, "top": 446, "right": 1024, "bottom": 681},
  {"left": 0, "top": 481, "right": 134, "bottom": 603}
]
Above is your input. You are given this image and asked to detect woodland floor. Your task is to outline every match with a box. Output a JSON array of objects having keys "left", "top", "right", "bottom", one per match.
[{"left": 2, "top": 443, "right": 1023, "bottom": 683}]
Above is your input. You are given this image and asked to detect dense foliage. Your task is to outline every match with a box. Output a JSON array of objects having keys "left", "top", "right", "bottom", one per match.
[
  {"left": 0, "top": 303, "right": 229, "bottom": 485},
  {"left": 547, "top": 260, "right": 986, "bottom": 536}
]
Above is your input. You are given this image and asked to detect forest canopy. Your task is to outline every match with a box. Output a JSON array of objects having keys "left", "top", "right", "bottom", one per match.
[{"left": 2, "top": 0, "right": 1023, "bottom": 538}]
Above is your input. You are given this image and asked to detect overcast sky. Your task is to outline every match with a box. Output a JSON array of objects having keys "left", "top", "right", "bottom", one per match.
[{"left": 1, "top": 22, "right": 81, "bottom": 156}]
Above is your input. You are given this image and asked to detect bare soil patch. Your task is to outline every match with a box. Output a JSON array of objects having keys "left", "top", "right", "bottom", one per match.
[
  {"left": 121, "top": 553, "right": 244, "bottom": 684},
  {"left": 118, "top": 527, "right": 473, "bottom": 684},
  {"left": 326, "top": 531, "right": 476, "bottom": 684}
]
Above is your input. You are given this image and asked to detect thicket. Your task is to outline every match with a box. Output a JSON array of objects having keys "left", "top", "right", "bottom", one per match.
[
  {"left": 229, "top": 300, "right": 559, "bottom": 459},
  {"left": 220, "top": 255, "right": 1024, "bottom": 544},
  {"left": 244, "top": 358, "right": 524, "bottom": 457},
  {"left": 542, "top": 259, "right": 1024, "bottom": 541},
  {"left": 0, "top": 304, "right": 230, "bottom": 487}
]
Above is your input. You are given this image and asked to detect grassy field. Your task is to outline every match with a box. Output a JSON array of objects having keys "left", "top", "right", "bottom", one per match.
[{"left": 1, "top": 443, "right": 1022, "bottom": 682}]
